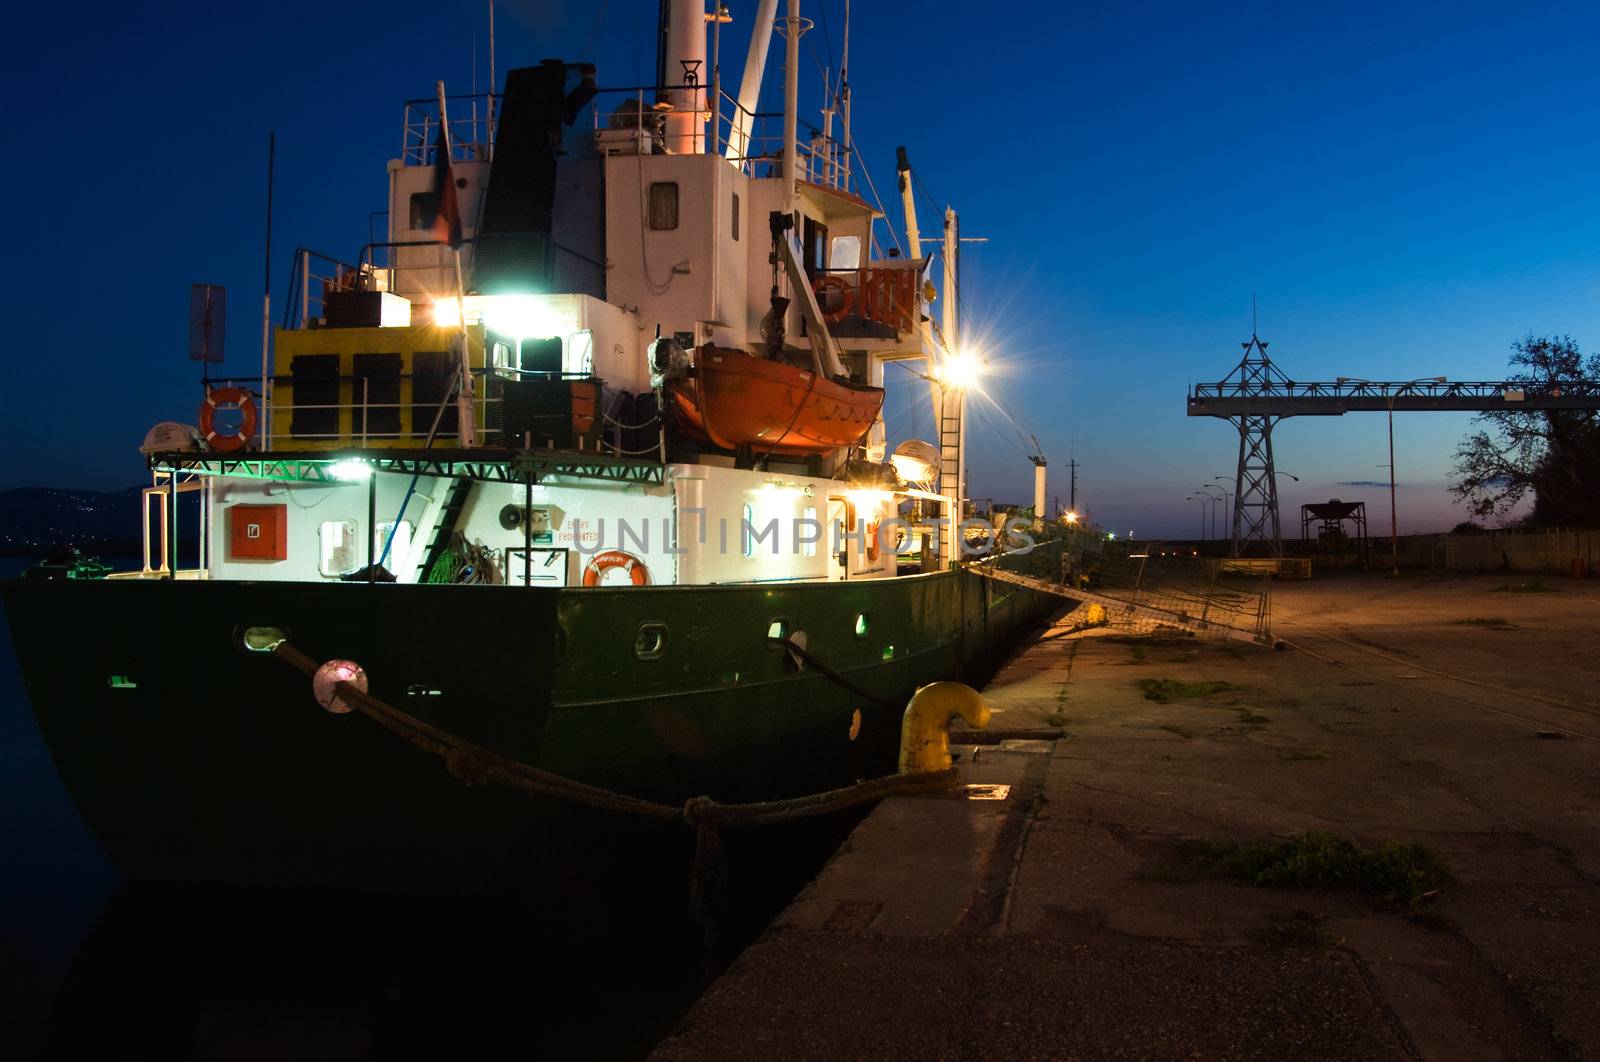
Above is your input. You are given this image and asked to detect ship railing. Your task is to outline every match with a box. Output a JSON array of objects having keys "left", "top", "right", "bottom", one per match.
[
  {"left": 284, "top": 243, "right": 487, "bottom": 330},
  {"left": 401, "top": 92, "right": 500, "bottom": 166},
  {"left": 584, "top": 84, "right": 852, "bottom": 191},
  {"left": 283, "top": 248, "right": 374, "bottom": 331},
  {"left": 111, "top": 468, "right": 212, "bottom": 580},
  {"left": 234, "top": 367, "right": 659, "bottom": 459},
  {"left": 805, "top": 259, "right": 928, "bottom": 335}
]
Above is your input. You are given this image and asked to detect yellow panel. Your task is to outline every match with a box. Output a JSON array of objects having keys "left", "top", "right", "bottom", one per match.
[{"left": 270, "top": 325, "right": 487, "bottom": 450}]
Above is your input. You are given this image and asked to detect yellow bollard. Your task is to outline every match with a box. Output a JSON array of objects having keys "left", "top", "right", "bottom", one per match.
[{"left": 898, "top": 682, "right": 991, "bottom": 773}]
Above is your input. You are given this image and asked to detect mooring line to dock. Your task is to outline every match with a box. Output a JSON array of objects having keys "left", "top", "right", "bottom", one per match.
[
  {"left": 1273, "top": 628, "right": 1600, "bottom": 742},
  {"left": 274, "top": 641, "right": 962, "bottom": 824},
  {"left": 274, "top": 640, "right": 981, "bottom": 953}
]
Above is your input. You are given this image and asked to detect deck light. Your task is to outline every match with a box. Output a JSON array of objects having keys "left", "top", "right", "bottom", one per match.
[
  {"left": 432, "top": 297, "right": 462, "bottom": 328},
  {"left": 483, "top": 294, "right": 565, "bottom": 343},
  {"left": 328, "top": 459, "right": 372, "bottom": 482},
  {"left": 940, "top": 349, "right": 983, "bottom": 390}
]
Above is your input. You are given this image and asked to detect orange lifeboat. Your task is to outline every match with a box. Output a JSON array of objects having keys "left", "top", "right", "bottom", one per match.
[{"left": 667, "top": 347, "right": 885, "bottom": 456}]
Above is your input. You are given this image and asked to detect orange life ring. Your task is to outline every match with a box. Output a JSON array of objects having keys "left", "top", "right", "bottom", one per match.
[
  {"left": 198, "top": 387, "right": 257, "bottom": 453},
  {"left": 812, "top": 274, "right": 854, "bottom": 324},
  {"left": 582, "top": 549, "right": 650, "bottom": 587}
]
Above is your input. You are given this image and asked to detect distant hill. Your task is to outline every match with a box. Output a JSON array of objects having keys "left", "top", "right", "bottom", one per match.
[{"left": 0, "top": 486, "right": 145, "bottom": 557}]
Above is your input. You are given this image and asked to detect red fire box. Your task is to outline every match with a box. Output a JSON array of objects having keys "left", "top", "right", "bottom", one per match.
[{"left": 229, "top": 504, "right": 288, "bottom": 561}]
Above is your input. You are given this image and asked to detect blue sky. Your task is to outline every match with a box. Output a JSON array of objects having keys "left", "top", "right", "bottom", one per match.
[{"left": 4, "top": 1, "right": 1598, "bottom": 537}]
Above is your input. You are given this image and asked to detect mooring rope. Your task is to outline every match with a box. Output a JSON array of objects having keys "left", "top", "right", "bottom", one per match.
[
  {"left": 273, "top": 642, "right": 959, "bottom": 825},
  {"left": 770, "top": 634, "right": 900, "bottom": 710},
  {"left": 275, "top": 641, "right": 962, "bottom": 953}
]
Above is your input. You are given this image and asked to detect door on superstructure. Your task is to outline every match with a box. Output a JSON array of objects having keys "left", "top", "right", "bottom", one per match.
[{"left": 827, "top": 496, "right": 849, "bottom": 581}]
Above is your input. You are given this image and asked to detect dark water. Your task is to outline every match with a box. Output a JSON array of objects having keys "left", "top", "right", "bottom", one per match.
[{"left": 0, "top": 557, "right": 855, "bottom": 1059}]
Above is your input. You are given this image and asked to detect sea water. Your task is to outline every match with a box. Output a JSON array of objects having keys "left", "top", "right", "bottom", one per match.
[{"left": 0, "top": 558, "right": 855, "bottom": 1059}]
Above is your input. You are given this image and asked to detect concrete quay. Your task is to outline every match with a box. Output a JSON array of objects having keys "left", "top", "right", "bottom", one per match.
[{"left": 655, "top": 573, "right": 1600, "bottom": 1060}]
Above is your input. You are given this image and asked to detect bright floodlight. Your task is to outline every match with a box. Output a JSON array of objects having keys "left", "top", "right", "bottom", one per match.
[
  {"left": 1064, "top": 511, "right": 1080, "bottom": 524},
  {"left": 432, "top": 297, "right": 462, "bottom": 328},
  {"left": 940, "top": 349, "right": 983, "bottom": 390},
  {"left": 328, "top": 459, "right": 372, "bottom": 482}
]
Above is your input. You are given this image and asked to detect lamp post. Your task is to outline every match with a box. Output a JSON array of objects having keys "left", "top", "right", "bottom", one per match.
[
  {"left": 1197, "top": 486, "right": 1224, "bottom": 543},
  {"left": 1208, "top": 476, "right": 1234, "bottom": 541},
  {"left": 1187, "top": 495, "right": 1207, "bottom": 542},
  {"left": 1337, "top": 376, "right": 1446, "bottom": 576}
]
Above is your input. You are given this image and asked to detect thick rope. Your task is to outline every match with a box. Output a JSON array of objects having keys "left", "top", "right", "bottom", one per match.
[
  {"left": 274, "top": 642, "right": 958, "bottom": 826},
  {"left": 771, "top": 634, "right": 899, "bottom": 710}
]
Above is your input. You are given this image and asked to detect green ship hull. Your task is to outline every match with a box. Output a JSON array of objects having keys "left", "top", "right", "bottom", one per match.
[{"left": 1, "top": 544, "right": 1064, "bottom": 897}]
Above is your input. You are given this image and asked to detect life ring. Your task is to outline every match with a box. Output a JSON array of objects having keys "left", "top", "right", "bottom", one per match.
[
  {"left": 812, "top": 274, "right": 854, "bottom": 324},
  {"left": 198, "top": 387, "right": 257, "bottom": 453},
  {"left": 582, "top": 549, "right": 650, "bottom": 587}
]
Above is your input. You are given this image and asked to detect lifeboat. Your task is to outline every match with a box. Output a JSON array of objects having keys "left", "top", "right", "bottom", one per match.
[{"left": 668, "top": 346, "right": 885, "bottom": 456}]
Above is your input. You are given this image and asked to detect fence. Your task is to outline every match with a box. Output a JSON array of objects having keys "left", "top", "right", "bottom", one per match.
[{"left": 1386, "top": 529, "right": 1600, "bottom": 574}]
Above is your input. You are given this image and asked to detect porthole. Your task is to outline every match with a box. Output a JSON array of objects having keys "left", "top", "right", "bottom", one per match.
[
  {"left": 238, "top": 624, "right": 289, "bottom": 653},
  {"left": 766, "top": 619, "right": 789, "bottom": 646},
  {"left": 854, "top": 612, "right": 870, "bottom": 638},
  {"left": 633, "top": 622, "right": 668, "bottom": 660},
  {"left": 107, "top": 675, "right": 138, "bottom": 690}
]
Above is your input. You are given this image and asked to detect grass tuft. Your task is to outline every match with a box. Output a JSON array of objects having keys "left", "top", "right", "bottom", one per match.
[
  {"left": 1191, "top": 830, "right": 1448, "bottom": 903},
  {"left": 1237, "top": 708, "right": 1270, "bottom": 724},
  {"left": 1139, "top": 678, "right": 1236, "bottom": 703},
  {"left": 1493, "top": 581, "right": 1555, "bottom": 594}
]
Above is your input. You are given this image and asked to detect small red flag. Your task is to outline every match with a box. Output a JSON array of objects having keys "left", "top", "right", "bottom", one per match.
[{"left": 426, "top": 124, "right": 463, "bottom": 249}]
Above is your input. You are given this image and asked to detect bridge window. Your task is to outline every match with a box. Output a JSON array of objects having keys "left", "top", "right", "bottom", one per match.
[
  {"left": 830, "top": 235, "right": 861, "bottom": 271},
  {"left": 731, "top": 193, "right": 740, "bottom": 241},
  {"left": 648, "top": 182, "right": 679, "bottom": 230}
]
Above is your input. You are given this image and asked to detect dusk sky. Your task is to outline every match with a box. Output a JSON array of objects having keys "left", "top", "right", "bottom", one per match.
[{"left": 5, "top": 1, "right": 1599, "bottom": 537}]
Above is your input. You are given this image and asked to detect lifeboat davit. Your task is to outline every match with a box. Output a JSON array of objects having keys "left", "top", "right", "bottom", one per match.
[{"left": 668, "top": 347, "right": 885, "bottom": 456}]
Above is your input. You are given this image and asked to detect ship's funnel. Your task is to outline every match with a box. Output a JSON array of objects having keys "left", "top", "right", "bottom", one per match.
[{"left": 663, "top": 0, "right": 709, "bottom": 153}]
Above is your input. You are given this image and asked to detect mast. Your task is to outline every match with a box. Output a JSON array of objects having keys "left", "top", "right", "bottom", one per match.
[
  {"left": 840, "top": 0, "right": 851, "bottom": 188},
  {"left": 896, "top": 147, "right": 921, "bottom": 258},
  {"left": 726, "top": 0, "right": 778, "bottom": 163},
  {"left": 436, "top": 81, "right": 478, "bottom": 447},
  {"left": 260, "top": 130, "right": 274, "bottom": 449},
  {"left": 782, "top": 0, "right": 802, "bottom": 205},
  {"left": 486, "top": 0, "right": 496, "bottom": 161}
]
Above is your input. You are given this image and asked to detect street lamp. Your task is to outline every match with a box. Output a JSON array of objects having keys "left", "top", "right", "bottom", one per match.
[
  {"left": 1186, "top": 495, "right": 1207, "bottom": 541},
  {"left": 1209, "top": 476, "right": 1234, "bottom": 542},
  {"left": 1337, "top": 375, "right": 1447, "bottom": 575},
  {"left": 1197, "top": 486, "right": 1224, "bottom": 542}
]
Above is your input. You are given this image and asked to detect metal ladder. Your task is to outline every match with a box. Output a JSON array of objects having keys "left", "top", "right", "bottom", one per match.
[{"left": 417, "top": 477, "right": 473, "bottom": 580}]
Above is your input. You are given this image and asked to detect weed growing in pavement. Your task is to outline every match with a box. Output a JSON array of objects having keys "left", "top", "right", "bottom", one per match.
[
  {"left": 1138, "top": 678, "right": 1237, "bottom": 703},
  {"left": 1454, "top": 616, "right": 1513, "bottom": 628},
  {"left": 1237, "top": 708, "right": 1270, "bottom": 724},
  {"left": 1189, "top": 830, "right": 1448, "bottom": 905},
  {"left": 1493, "top": 581, "right": 1555, "bottom": 593}
]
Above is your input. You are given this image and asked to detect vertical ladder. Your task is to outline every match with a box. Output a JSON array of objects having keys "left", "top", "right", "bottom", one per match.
[
  {"left": 417, "top": 477, "right": 474, "bottom": 580},
  {"left": 936, "top": 389, "right": 963, "bottom": 563}
]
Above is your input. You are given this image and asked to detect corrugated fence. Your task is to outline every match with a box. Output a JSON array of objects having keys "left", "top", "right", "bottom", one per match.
[{"left": 1390, "top": 529, "right": 1600, "bottom": 574}]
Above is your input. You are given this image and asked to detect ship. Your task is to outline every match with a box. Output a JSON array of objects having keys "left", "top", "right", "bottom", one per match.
[{"left": 0, "top": 0, "right": 1068, "bottom": 897}]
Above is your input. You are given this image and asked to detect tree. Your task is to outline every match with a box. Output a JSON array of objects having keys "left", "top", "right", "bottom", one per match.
[{"left": 1450, "top": 335, "right": 1600, "bottom": 526}]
